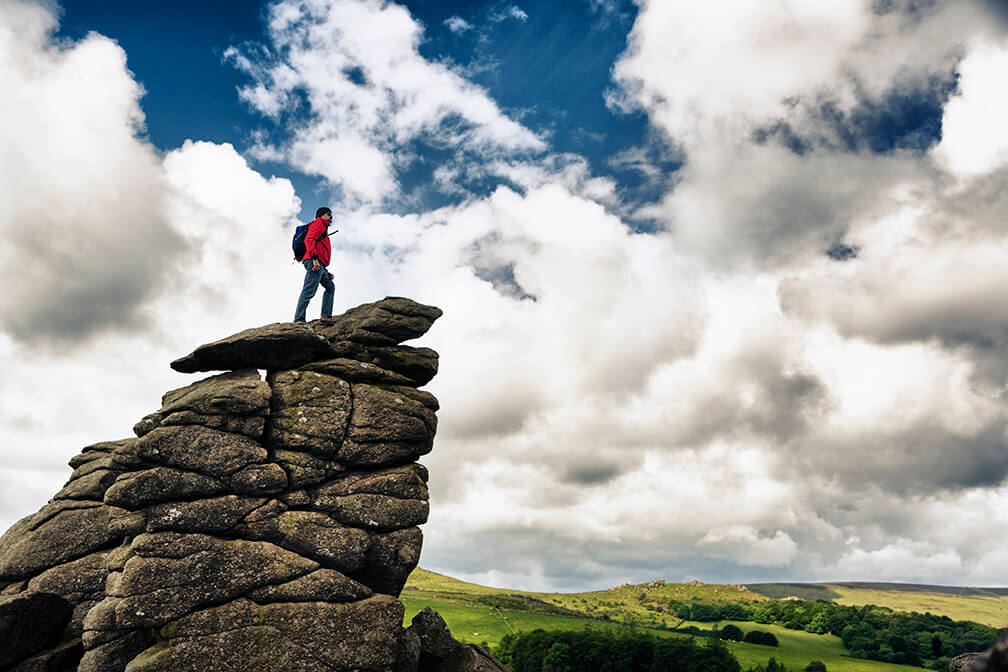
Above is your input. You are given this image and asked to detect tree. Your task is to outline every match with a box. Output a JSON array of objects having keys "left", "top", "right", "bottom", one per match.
[
  {"left": 542, "top": 642, "right": 572, "bottom": 672},
  {"left": 804, "top": 662, "right": 827, "bottom": 672},
  {"left": 752, "top": 607, "right": 775, "bottom": 624},
  {"left": 721, "top": 624, "right": 744, "bottom": 641},
  {"left": 932, "top": 656, "right": 951, "bottom": 672},
  {"left": 806, "top": 613, "right": 829, "bottom": 635},
  {"left": 744, "top": 631, "right": 779, "bottom": 647},
  {"left": 691, "top": 603, "right": 720, "bottom": 622}
]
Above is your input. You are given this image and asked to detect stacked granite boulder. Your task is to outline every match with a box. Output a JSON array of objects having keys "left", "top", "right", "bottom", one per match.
[{"left": 0, "top": 297, "right": 477, "bottom": 672}]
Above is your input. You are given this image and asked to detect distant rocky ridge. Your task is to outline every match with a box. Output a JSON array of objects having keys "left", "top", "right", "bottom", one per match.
[{"left": 0, "top": 297, "right": 505, "bottom": 672}]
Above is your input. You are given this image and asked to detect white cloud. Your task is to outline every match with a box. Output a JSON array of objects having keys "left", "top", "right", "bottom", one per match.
[
  {"left": 611, "top": 0, "right": 1002, "bottom": 151},
  {"left": 488, "top": 5, "right": 529, "bottom": 24},
  {"left": 227, "top": 0, "right": 545, "bottom": 204},
  {"left": 506, "top": 6, "right": 528, "bottom": 22},
  {"left": 610, "top": 1, "right": 870, "bottom": 147},
  {"left": 7, "top": 0, "right": 1008, "bottom": 594},
  {"left": 0, "top": 0, "right": 184, "bottom": 344},
  {"left": 0, "top": 3, "right": 303, "bottom": 532},
  {"left": 933, "top": 40, "right": 1008, "bottom": 178},
  {"left": 647, "top": 143, "right": 926, "bottom": 268},
  {"left": 444, "top": 16, "right": 472, "bottom": 34}
]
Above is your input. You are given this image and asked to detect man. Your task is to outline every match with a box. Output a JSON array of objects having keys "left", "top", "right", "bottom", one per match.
[{"left": 293, "top": 207, "right": 335, "bottom": 322}]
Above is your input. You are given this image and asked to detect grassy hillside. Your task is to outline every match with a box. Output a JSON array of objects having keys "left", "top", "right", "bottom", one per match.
[
  {"left": 404, "top": 570, "right": 775, "bottom": 633},
  {"left": 399, "top": 570, "right": 956, "bottom": 672},
  {"left": 747, "top": 582, "right": 1008, "bottom": 628},
  {"left": 405, "top": 569, "right": 1008, "bottom": 630}
]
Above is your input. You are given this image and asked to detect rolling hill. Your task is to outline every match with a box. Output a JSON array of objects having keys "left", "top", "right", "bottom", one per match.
[{"left": 400, "top": 569, "right": 1007, "bottom": 672}]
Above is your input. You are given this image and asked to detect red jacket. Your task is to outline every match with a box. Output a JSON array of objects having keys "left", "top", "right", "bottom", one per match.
[{"left": 301, "top": 217, "right": 331, "bottom": 266}]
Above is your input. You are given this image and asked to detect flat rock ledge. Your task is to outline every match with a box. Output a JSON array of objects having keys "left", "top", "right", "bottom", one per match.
[
  {"left": 171, "top": 296, "right": 443, "bottom": 380},
  {"left": 0, "top": 297, "right": 502, "bottom": 672}
]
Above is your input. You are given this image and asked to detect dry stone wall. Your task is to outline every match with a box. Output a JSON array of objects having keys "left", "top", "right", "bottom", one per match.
[{"left": 0, "top": 297, "right": 483, "bottom": 672}]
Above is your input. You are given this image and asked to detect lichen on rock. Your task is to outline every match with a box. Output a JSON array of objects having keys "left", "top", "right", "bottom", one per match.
[{"left": 0, "top": 297, "right": 510, "bottom": 672}]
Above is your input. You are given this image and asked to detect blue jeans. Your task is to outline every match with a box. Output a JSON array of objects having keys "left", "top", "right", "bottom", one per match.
[{"left": 293, "top": 260, "right": 334, "bottom": 322}]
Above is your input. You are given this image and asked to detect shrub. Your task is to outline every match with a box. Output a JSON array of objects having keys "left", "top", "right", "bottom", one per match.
[
  {"left": 804, "top": 662, "right": 827, "bottom": 672},
  {"left": 721, "top": 625, "right": 744, "bottom": 641},
  {"left": 744, "top": 631, "right": 779, "bottom": 647}
]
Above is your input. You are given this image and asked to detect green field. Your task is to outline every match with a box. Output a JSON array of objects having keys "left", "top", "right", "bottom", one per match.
[
  {"left": 399, "top": 570, "right": 971, "bottom": 672},
  {"left": 748, "top": 583, "right": 1008, "bottom": 628},
  {"left": 399, "top": 595, "right": 918, "bottom": 672},
  {"left": 675, "top": 620, "right": 916, "bottom": 672}
]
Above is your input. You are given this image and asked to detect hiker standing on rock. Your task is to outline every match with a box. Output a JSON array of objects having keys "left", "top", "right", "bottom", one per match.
[{"left": 293, "top": 206, "right": 335, "bottom": 322}]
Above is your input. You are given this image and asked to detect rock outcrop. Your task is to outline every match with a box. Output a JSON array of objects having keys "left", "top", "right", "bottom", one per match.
[{"left": 0, "top": 297, "right": 503, "bottom": 672}]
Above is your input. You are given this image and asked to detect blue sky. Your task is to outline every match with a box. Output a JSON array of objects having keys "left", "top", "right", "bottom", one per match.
[
  {"left": 57, "top": 0, "right": 672, "bottom": 218},
  {"left": 3, "top": 0, "right": 1008, "bottom": 591}
]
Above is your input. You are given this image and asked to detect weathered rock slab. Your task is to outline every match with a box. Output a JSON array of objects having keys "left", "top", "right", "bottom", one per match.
[
  {"left": 247, "top": 568, "right": 373, "bottom": 603},
  {"left": 0, "top": 296, "right": 447, "bottom": 672},
  {"left": 104, "top": 466, "right": 225, "bottom": 509},
  {"left": 130, "top": 425, "right": 267, "bottom": 477},
  {"left": 266, "top": 369, "right": 352, "bottom": 456},
  {"left": 0, "top": 503, "right": 117, "bottom": 580},
  {"left": 27, "top": 551, "right": 109, "bottom": 635},
  {"left": 171, "top": 322, "right": 333, "bottom": 374},
  {"left": 0, "top": 592, "right": 73, "bottom": 668},
  {"left": 130, "top": 596, "right": 406, "bottom": 672},
  {"left": 170, "top": 297, "right": 442, "bottom": 373},
  {"left": 105, "top": 532, "right": 318, "bottom": 629}
]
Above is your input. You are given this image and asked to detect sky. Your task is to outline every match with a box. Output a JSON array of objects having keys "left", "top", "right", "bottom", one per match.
[{"left": 2, "top": 0, "right": 1008, "bottom": 592}]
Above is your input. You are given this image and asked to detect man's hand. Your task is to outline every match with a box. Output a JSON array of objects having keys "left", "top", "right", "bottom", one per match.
[
  {"left": 312, "top": 259, "right": 320, "bottom": 272},
  {"left": 327, "top": 272, "right": 334, "bottom": 279}
]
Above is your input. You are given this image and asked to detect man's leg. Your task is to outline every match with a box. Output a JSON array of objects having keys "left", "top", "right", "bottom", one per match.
[
  {"left": 320, "top": 267, "right": 335, "bottom": 318},
  {"left": 293, "top": 261, "right": 323, "bottom": 322}
]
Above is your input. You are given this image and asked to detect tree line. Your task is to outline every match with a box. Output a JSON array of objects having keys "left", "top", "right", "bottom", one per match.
[
  {"left": 496, "top": 629, "right": 832, "bottom": 672},
  {"left": 648, "top": 597, "right": 1001, "bottom": 668},
  {"left": 497, "top": 629, "right": 741, "bottom": 672}
]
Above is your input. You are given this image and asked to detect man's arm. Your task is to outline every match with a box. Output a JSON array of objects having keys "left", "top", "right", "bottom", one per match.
[{"left": 304, "top": 219, "right": 324, "bottom": 267}]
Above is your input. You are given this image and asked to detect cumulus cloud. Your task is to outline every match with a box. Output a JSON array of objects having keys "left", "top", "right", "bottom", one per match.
[
  {"left": 0, "top": 0, "right": 185, "bottom": 345},
  {"left": 6, "top": 0, "right": 1008, "bottom": 594},
  {"left": 932, "top": 40, "right": 1008, "bottom": 177},
  {"left": 607, "top": 1, "right": 1005, "bottom": 269},
  {"left": 226, "top": 0, "right": 545, "bottom": 204},
  {"left": 411, "top": 0, "right": 1008, "bottom": 588},
  {"left": 610, "top": 0, "right": 1003, "bottom": 151},
  {"left": 0, "top": 2, "right": 303, "bottom": 534},
  {"left": 647, "top": 143, "right": 928, "bottom": 268}
]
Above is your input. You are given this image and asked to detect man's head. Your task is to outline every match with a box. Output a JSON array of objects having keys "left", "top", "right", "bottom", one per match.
[{"left": 316, "top": 206, "right": 332, "bottom": 222}]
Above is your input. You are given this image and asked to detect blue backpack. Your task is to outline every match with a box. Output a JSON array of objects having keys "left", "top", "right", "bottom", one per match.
[
  {"left": 292, "top": 222, "right": 338, "bottom": 261},
  {"left": 292, "top": 223, "right": 311, "bottom": 261}
]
